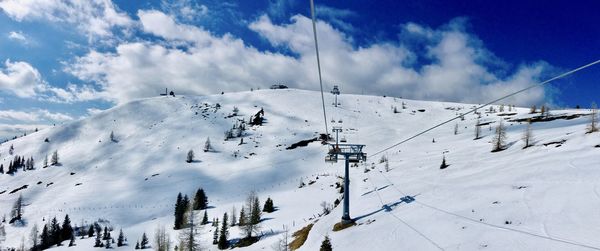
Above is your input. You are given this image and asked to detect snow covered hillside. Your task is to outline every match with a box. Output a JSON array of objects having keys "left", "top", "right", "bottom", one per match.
[{"left": 1, "top": 89, "right": 599, "bottom": 250}]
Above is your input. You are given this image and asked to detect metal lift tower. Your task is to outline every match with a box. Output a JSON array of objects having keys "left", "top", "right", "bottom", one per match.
[
  {"left": 331, "top": 85, "right": 340, "bottom": 107},
  {"left": 325, "top": 130, "right": 366, "bottom": 224}
]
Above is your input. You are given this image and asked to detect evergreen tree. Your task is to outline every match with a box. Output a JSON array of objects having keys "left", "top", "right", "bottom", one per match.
[
  {"left": 105, "top": 238, "right": 111, "bottom": 249},
  {"left": 9, "top": 144, "right": 14, "bottom": 155},
  {"left": 135, "top": 241, "right": 140, "bottom": 249},
  {"left": 69, "top": 235, "right": 76, "bottom": 247},
  {"left": 51, "top": 150, "right": 59, "bottom": 165},
  {"left": 238, "top": 207, "right": 246, "bottom": 226},
  {"left": 440, "top": 155, "right": 449, "bottom": 169},
  {"left": 50, "top": 217, "right": 62, "bottom": 246},
  {"left": 88, "top": 225, "right": 95, "bottom": 237},
  {"left": 201, "top": 210, "right": 208, "bottom": 225},
  {"left": 117, "top": 229, "right": 125, "bottom": 247},
  {"left": 140, "top": 232, "right": 149, "bottom": 249},
  {"left": 41, "top": 224, "right": 50, "bottom": 249},
  {"left": 174, "top": 193, "right": 184, "bottom": 229},
  {"left": 186, "top": 150, "right": 194, "bottom": 163},
  {"left": 212, "top": 224, "right": 218, "bottom": 245},
  {"left": 204, "top": 137, "right": 212, "bottom": 152},
  {"left": 250, "top": 195, "right": 261, "bottom": 225},
  {"left": 103, "top": 226, "right": 111, "bottom": 240},
  {"left": 263, "top": 197, "right": 274, "bottom": 213},
  {"left": 61, "top": 214, "right": 73, "bottom": 242},
  {"left": 217, "top": 213, "right": 229, "bottom": 249},
  {"left": 192, "top": 188, "right": 208, "bottom": 210},
  {"left": 0, "top": 164, "right": 3, "bottom": 174},
  {"left": 320, "top": 235, "right": 333, "bottom": 251},
  {"left": 94, "top": 229, "right": 103, "bottom": 247}
]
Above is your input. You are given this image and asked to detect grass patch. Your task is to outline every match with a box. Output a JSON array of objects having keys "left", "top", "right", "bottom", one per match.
[
  {"left": 332, "top": 221, "right": 356, "bottom": 232},
  {"left": 289, "top": 223, "right": 314, "bottom": 250}
]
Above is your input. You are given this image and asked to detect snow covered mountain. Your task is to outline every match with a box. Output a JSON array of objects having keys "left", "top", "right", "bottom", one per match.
[{"left": 1, "top": 89, "right": 599, "bottom": 250}]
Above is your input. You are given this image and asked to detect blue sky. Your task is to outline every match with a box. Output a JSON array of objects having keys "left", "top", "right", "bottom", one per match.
[{"left": 0, "top": 0, "right": 598, "bottom": 140}]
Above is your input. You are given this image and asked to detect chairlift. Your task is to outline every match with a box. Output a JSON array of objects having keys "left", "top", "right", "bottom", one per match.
[
  {"left": 340, "top": 136, "right": 347, "bottom": 143},
  {"left": 325, "top": 155, "right": 338, "bottom": 163},
  {"left": 338, "top": 119, "right": 343, "bottom": 123}
]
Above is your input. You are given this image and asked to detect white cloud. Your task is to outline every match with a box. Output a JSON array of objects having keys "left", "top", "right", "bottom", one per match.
[
  {"left": 66, "top": 11, "right": 552, "bottom": 106},
  {"left": 0, "top": 0, "right": 133, "bottom": 41},
  {"left": 8, "top": 31, "right": 28, "bottom": 44},
  {"left": 161, "top": 0, "right": 208, "bottom": 22},
  {"left": 0, "top": 109, "right": 73, "bottom": 123},
  {"left": 0, "top": 60, "right": 46, "bottom": 98}
]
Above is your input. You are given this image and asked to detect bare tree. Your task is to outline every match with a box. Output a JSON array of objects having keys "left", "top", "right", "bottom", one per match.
[
  {"left": 30, "top": 223, "right": 39, "bottom": 250},
  {"left": 588, "top": 102, "right": 598, "bottom": 133},
  {"left": 271, "top": 225, "right": 289, "bottom": 251},
  {"left": 51, "top": 150, "right": 59, "bottom": 165},
  {"left": 154, "top": 225, "right": 171, "bottom": 251},
  {"left": 454, "top": 123, "right": 458, "bottom": 135},
  {"left": 241, "top": 191, "right": 261, "bottom": 239},
  {"left": 10, "top": 194, "right": 23, "bottom": 224},
  {"left": 178, "top": 208, "right": 201, "bottom": 251},
  {"left": 522, "top": 119, "right": 533, "bottom": 148},
  {"left": 492, "top": 121, "right": 507, "bottom": 152}
]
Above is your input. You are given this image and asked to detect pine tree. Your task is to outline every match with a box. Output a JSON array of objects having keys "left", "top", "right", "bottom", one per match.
[
  {"left": 320, "top": 235, "right": 332, "bottom": 251},
  {"left": 103, "top": 226, "right": 110, "bottom": 240},
  {"left": 193, "top": 188, "right": 208, "bottom": 210},
  {"left": 88, "top": 225, "right": 95, "bottom": 237},
  {"left": 94, "top": 229, "right": 103, "bottom": 247},
  {"left": 135, "top": 241, "right": 140, "bottom": 249},
  {"left": 0, "top": 164, "right": 3, "bottom": 174},
  {"left": 174, "top": 193, "right": 185, "bottom": 229},
  {"left": 204, "top": 137, "right": 212, "bottom": 152},
  {"left": 263, "top": 197, "right": 274, "bottom": 213},
  {"left": 217, "top": 213, "right": 229, "bottom": 249},
  {"left": 51, "top": 150, "right": 59, "bottom": 165},
  {"left": 201, "top": 210, "right": 209, "bottom": 225},
  {"left": 242, "top": 192, "right": 261, "bottom": 239},
  {"left": 9, "top": 144, "right": 14, "bottom": 155},
  {"left": 43, "top": 155, "right": 48, "bottom": 168},
  {"left": 238, "top": 207, "right": 246, "bottom": 226},
  {"left": 212, "top": 224, "right": 219, "bottom": 245},
  {"left": 492, "top": 121, "right": 507, "bottom": 152},
  {"left": 110, "top": 131, "right": 116, "bottom": 142},
  {"left": 61, "top": 214, "right": 73, "bottom": 242},
  {"left": 140, "top": 232, "right": 149, "bottom": 249},
  {"left": 440, "top": 155, "right": 449, "bottom": 169},
  {"left": 117, "top": 229, "right": 125, "bottom": 247},
  {"left": 186, "top": 150, "right": 194, "bottom": 163},
  {"left": 41, "top": 224, "right": 50, "bottom": 249},
  {"left": 69, "top": 234, "right": 76, "bottom": 247}
]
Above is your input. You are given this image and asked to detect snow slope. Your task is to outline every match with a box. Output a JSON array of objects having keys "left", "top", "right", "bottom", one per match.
[{"left": 1, "top": 89, "right": 599, "bottom": 250}]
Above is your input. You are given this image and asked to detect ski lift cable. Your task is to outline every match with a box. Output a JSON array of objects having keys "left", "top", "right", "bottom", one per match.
[
  {"left": 364, "top": 171, "right": 444, "bottom": 250},
  {"left": 372, "top": 166, "right": 600, "bottom": 250},
  {"left": 310, "top": 0, "right": 329, "bottom": 137},
  {"left": 369, "top": 58, "right": 600, "bottom": 158}
]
